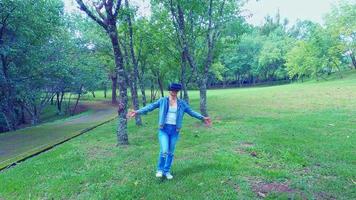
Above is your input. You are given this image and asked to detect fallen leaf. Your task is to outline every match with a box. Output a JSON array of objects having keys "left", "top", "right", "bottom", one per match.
[
  {"left": 351, "top": 179, "right": 356, "bottom": 185},
  {"left": 257, "top": 192, "right": 266, "bottom": 198}
]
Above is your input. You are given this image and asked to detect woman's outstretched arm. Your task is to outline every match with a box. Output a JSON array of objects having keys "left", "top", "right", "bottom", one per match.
[
  {"left": 184, "top": 103, "right": 212, "bottom": 126},
  {"left": 127, "top": 98, "right": 162, "bottom": 118}
]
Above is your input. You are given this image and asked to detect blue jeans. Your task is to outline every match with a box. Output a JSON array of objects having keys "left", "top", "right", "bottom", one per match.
[{"left": 157, "top": 124, "right": 180, "bottom": 174}]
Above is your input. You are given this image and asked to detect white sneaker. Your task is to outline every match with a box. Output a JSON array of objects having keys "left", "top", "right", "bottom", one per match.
[
  {"left": 155, "top": 170, "right": 163, "bottom": 178},
  {"left": 165, "top": 172, "right": 173, "bottom": 180}
]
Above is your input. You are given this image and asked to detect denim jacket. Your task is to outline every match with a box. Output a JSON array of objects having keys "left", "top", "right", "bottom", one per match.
[{"left": 136, "top": 97, "right": 204, "bottom": 130}]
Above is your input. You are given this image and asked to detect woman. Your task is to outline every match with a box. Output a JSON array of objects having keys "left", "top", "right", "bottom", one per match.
[{"left": 127, "top": 83, "right": 211, "bottom": 180}]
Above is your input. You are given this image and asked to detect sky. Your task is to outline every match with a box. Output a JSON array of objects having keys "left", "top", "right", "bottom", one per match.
[
  {"left": 243, "top": 0, "right": 342, "bottom": 26},
  {"left": 63, "top": 0, "right": 348, "bottom": 26}
]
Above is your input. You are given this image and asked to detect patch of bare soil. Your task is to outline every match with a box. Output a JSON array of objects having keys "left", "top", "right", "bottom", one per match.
[
  {"left": 235, "top": 142, "right": 254, "bottom": 155},
  {"left": 222, "top": 177, "right": 240, "bottom": 193},
  {"left": 315, "top": 192, "right": 336, "bottom": 200},
  {"left": 86, "top": 146, "right": 114, "bottom": 160},
  {"left": 240, "top": 142, "right": 254, "bottom": 148},
  {"left": 250, "top": 179, "right": 304, "bottom": 199},
  {"left": 295, "top": 163, "right": 321, "bottom": 175}
]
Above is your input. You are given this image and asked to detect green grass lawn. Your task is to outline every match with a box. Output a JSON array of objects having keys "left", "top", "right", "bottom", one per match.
[{"left": 0, "top": 71, "right": 355, "bottom": 199}]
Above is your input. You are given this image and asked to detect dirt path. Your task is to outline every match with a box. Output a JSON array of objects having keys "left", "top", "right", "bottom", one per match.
[{"left": 0, "top": 101, "right": 118, "bottom": 170}]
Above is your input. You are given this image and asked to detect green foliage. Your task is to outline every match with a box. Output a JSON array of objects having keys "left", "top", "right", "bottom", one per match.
[
  {"left": 0, "top": 0, "right": 108, "bottom": 130},
  {"left": 218, "top": 14, "right": 292, "bottom": 85},
  {"left": 286, "top": 22, "right": 345, "bottom": 79},
  {"left": 258, "top": 30, "right": 291, "bottom": 80},
  {"left": 286, "top": 41, "right": 312, "bottom": 79},
  {"left": 220, "top": 31, "right": 263, "bottom": 83},
  {"left": 324, "top": 0, "right": 356, "bottom": 68},
  {"left": 139, "top": 4, "right": 181, "bottom": 87},
  {"left": 210, "top": 61, "right": 225, "bottom": 81},
  {"left": 0, "top": 0, "right": 66, "bottom": 126}
]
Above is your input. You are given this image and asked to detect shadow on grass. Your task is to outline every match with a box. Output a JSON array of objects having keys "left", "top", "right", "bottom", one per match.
[
  {"left": 177, "top": 163, "right": 219, "bottom": 178},
  {"left": 154, "top": 163, "right": 219, "bottom": 183}
]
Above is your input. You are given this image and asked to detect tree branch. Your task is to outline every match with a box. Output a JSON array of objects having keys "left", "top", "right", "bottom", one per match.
[
  {"left": 75, "top": 0, "right": 107, "bottom": 29},
  {"left": 93, "top": 1, "right": 107, "bottom": 21},
  {"left": 113, "top": 0, "right": 123, "bottom": 18},
  {"left": 104, "top": 0, "right": 114, "bottom": 18}
]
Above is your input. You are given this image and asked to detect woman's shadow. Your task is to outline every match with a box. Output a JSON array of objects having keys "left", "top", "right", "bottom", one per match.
[{"left": 157, "top": 162, "right": 219, "bottom": 183}]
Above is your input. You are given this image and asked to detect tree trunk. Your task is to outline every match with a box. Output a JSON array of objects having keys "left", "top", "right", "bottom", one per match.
[
  {"left": 124, "top": 0, "right": 142, "bottom": 125},
  {"left": 107, "top": 24, "right": 129, "bottom": 145},
  {"left": 122, "top": 44, "right": 142, "bottom": 126},
  {"left": 150, "top": 81, "right": 155, "bottom": 102},
  {"left": 66, "top": 93, "right": 72, "bottom": 114},
  {"left": 56, "top": 92, "right": 60, "bottom": 111},
  {"left": 2, "top": 112, "right": 11, "bottom": 132},
  {"left": 180, "top": 52, "right": 189, "bottom": 103},
  {"left": 138, "top": 64, "right": 147, "bottom": 106},
  {"left": 198, "top": 0, "right": 214, "bottom": 117},
  {"left": 154, "top": 90, "right": 158, "bottom": 101},
  {"left": 56, "top": 91, "right": 65, "bottom": 114},
  {"left": 20, "top": 104, "right": 26, "bottom": 124},
  {"left": 29, "top": 104, "right": 39, "bottom": 125},
  {"left": 71, "top": 85, "right": 83, "bottom": 115},
  {"left": 199, "top": 78, "right": 208, "bottom": 117},
  {"left": 139, "top": 80, "right": 147, "bottom": 106},
  {"left": 75, "top": 0, "right": 129, "bottom": 145},
  {"left": 104, "top": 86, "right": 107, "bottom": 98},
  {"left": 1, "top": 55, "right": 17, "bottom": 131},
  {"left": 2, "top": 107, "right": 17, "bottom": 131},
  {"left": 60, "top": 92, "right": 64, "bottom": 113},
  {"left": 128, "top": 78, "right": 142, "bottom": 125},
  {"left": 138, "top": 56, "right": 147, "bottom": 107},
  {"left": 157, "top": 76, "right": 164, "bottom": 97},
  {"left": 222, "top": 73, "right": 227, "bottom": 88},
  {"left": 350, "top": 53, "right": 356, "bottom": 69},
  {"left": 111, "top": 74, "right": 118, "bottom": 104},
  {"left": 171, "top": 2, "right": 196, "bottom": 72},
  {"left": 182, "top": 85, "right": 189, "bottom": 103},
  {"left": 1, "top": 22, "right": 17, "bottom": 130}
]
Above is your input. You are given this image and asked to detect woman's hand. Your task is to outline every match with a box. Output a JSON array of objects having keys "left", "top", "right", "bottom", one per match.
[
  {"left": 203, "top": 117, "right": 212, "bottom": 127},
  {"left": 127, "top": 109, "right": 137, "bottom": 119}
]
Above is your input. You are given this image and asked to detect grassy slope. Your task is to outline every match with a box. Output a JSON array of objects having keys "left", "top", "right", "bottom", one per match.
[
  {"left": 0, "top": 101, "right": 117, "bottom": 170},
  {"left": 0, "top": 71, "right": 355, "bottom": 199}
]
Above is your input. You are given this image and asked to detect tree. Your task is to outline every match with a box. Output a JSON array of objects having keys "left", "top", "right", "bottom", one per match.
[
  {"left": 286, "top": 41, "right": 314, "bottom": 80},
  {"left": 258, "top": 30, "right": 291, "bottom": 81},
  {"left": 286, "top": 24, "right": 344, "bottom": 80},
  {"left": 121, "top": 0, "right": 142, "bottom": 125},
  {"left": 135, "top": 6, "right": 180, "bottom": 101},
  {"left": 220, "top": 29, "right": 263, "bottom": 86},
  {"left": 154, "top": 0, "right": 243, "bottom": 116},
  {"left": 70, "top": 14, "right": 119, "bottom": 104},
  {"left": 324, "top": 1, "right": 356, "bottom": 69},
  {"left": 0, "top": 0, "right": 64, "bottom": 130},
  {"left": 75, "top": 0, "right": 129, "bottom": 145}
]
